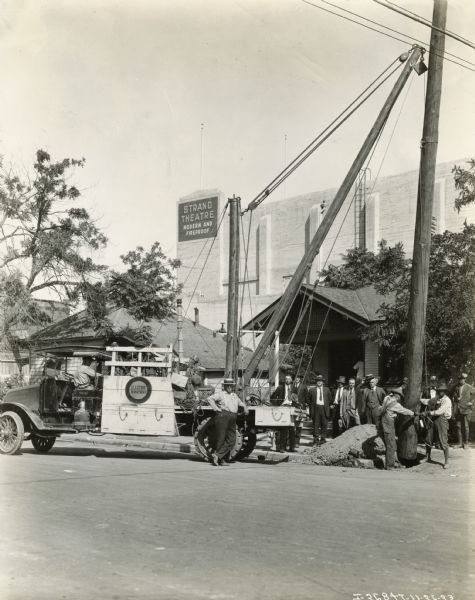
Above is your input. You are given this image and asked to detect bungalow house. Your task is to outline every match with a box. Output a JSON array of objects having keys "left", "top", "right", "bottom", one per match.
[
  {"left": 243, "top": 284, "right": 396, "bottom": 384},
  {"left": 28, "top": 305, "right": 266, "bottom": 386}
]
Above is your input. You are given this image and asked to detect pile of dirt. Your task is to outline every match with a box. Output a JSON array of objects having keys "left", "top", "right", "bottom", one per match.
[{"left": 304, "top": 424, "right": 385, "bottom": 467}]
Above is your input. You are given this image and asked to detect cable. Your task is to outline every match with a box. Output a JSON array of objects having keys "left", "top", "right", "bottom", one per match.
[
  {"left": 373, "top": 0, "right": 475, "bottom": 52},
  {"left": 301, "top": 0, "right": 475, "bottom": 72},
  {"left": 244, "top": 58, "right": 404, "bottom": 213},
  {"left": 320, "top": 0, "right": 475, "bottom": 69}
]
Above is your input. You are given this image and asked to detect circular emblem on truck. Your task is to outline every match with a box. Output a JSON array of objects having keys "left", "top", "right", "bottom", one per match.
[{"left": 125, "top": 377, "right": 152, "bottom": 404}]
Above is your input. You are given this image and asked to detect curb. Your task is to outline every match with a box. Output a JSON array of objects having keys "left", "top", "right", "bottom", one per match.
[{"left": 57, "top": 434, "right": 311, "bottom": 464}]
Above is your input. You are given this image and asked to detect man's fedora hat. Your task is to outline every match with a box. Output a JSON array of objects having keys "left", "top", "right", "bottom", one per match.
[
  {"left": 315, "top": 374, "right": 325, "bottom": 381},
  {"left": 365, "top": 373, "right": 375, "bottom": 381},
  {"left": 336, "top": 376, "right": 346, "bottom": 384},
  {"left": 389, "top": 386, "right": 404, "bottom": 399},
  {"left": 223, "top": 378, "right": 236, "bottom": 387},
  {"left": 437, "top": 382, "right": 449, "bottom": 392}
]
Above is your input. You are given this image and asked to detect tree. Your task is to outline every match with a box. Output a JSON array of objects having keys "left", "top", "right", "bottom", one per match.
[
  {"left": 320, "top": 240, "right": 409, "bottom": 294},
  {"left": 85, "top": 242, "right": 182, "bottom": 345},
  {"left": 1, "top": 150, "right": 181, "bottom": 371},
  {"left": 452, "top": 158, "right": 475, "bottom": 212},
  {"left": 320, "top": 161, "right": 475, "bottom": 380},
  {"left": 0, "top": 150, "right": 107, "bottom": 372}
]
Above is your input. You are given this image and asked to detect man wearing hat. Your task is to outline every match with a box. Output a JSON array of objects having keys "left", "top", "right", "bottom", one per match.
[
  {"left": 308, "top": 374, "right": 331, "bottom": 444},
  {"left": 423, "top": 375, "right": 438, "bottom": 401},
  {"left": 452, "top": 372, "right": 475, "bottom": 448},
  {"left": 420, "top": 382, "right": 452, "bottom": 468},
  {"left": 270, "top": 373, "right": 297, "bottom": 452},
  {"left": 331, "top": 376, "right": 346, "bottom": 438},
  {"left": 292, "top": 374, "right": 309, "bottom": 449},
  {"left": 380, "top": 387, "right": 415, "bottom": 470},
  {"left": 341, "top": 376, "right": 360, "bottom": 430},
  {"left": 360, "top": 374, "right": 386, "bottom": 427},
  {"left": 207, "top": 378, "right": 249, "bottom": 466}
]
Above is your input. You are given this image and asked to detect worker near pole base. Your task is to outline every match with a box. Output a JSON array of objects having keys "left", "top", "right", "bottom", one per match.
[
  {"left": 420, "top": 382, "right": 452, "bottom": 469},
  {"left": 379, "top": 387, "right": 414, "bottom": 470},
  {"left": 207, "top": 378, "right": 249, "bottom": 466},
  {"left": 452, "top": 372, "right": 474, "bottom": 448}
]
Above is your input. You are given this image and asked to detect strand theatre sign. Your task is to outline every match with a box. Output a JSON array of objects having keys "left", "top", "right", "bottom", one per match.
[{"left": 178, "top": 197, "right": 218, "bottom": 242}]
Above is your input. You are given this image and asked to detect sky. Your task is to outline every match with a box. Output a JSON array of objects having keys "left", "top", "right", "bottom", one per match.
[{"left": 0, "top": 0, "right": 474, "bottom": 269}]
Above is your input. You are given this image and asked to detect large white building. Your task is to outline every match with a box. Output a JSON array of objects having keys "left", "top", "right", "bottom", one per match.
[{"left": 177, "top": 159, "right": 474, "bottom": 338}]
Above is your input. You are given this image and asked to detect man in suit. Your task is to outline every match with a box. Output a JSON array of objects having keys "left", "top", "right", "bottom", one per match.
[
  {"left": 331, "top": 376, "right": 346, "bottom": 438},
  {"left": 270, "top": 373, "right": 295, "bottom": 452},
  {"left": 292, "top": 374, "right": 309, "bottom": 449},
  {"left": 452, "top": 372, "right": 475, "bottom": 448},
  {"left": 340, "top": 376, "right": 360, "bottom": 430},
  {"left": 308, "top": 374, "right": 331, "bottom": 445},
  {"left": 360, "top": 374, "right": 385, "bottom": 427}
]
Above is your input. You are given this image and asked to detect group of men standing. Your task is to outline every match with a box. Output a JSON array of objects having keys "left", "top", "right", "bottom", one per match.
[
  {"left": 270, "top": 372, "right": 386, "bottom": 450},
  {"left": 269, "top": 370, "right": 474, "bottom": 469}
]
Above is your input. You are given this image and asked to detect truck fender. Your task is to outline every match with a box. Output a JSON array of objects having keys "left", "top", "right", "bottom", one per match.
[{"left": 0, "top": 402, "right": 45, "bottom": 433}]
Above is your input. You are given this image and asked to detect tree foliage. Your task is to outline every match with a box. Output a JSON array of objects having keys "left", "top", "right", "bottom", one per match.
[
  {"left": 321, "top": 162, "right": 475, "bottom": 380},
  {"left": 1, "top": 150, "right": 181, "bottom": 369},
  {"left": 452, "top": 158, "right": 475, "bottom": 212},
  {"left": 320, "top": 240, "right": 409, "bottom": 294}
]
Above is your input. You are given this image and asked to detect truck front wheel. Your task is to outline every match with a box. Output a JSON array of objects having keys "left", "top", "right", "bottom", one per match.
[
  {"left": 31, "top": 434, "right": 56, "bottom": 453},
  {"left": 0, "top": 411, "right": 25, "bottom": 455}
]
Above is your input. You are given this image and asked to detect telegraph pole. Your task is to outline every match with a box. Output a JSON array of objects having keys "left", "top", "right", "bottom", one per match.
[
  {"left": 243, "top": 46, "right": 423, "bottom": 385},
  {"left": 399, "top": 0, "right": 447, "bottom": 460},
  {"left": 225, "top": 195, "right": 241, "bottom": 379}
]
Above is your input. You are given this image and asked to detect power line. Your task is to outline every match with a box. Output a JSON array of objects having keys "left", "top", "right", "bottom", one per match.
[
  {"left": 373, "top": 0, "right": 475, "bottom": 51},
  {"left": 301, "top": 0, "right": 475, "bottom": 72},
  {"left": 319, "top": 0, "right": 475, "bottom": 69}
]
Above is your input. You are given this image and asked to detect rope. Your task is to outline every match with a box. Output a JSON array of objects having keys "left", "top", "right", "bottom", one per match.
[{"left": 243, "top": 57, "right": 404, "bottom": 213}]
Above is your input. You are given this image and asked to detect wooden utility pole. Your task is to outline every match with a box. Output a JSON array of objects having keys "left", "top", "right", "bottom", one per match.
[
  {"left": 399, "top": 0, "right": 447, "bottom": 460},
  {"left": 176, "top": 298, "right": 183, "bottom": 373},
  {"left": 243, "top": 45, "right": 423, "bottom": 385},
  {"left": 225, "top": 195, "right": 241, "bottom": 379}
]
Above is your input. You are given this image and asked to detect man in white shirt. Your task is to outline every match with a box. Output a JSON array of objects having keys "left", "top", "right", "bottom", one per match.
[
  {"left": 420, "top": 382, "right": 452, "bottom": 469},
  {"left": 270, "top": 374, "right": 295, "bottom": 452},
  {"left": 308, "top": 375, "right": 331, "bottom": 445},
  {"left": 207, "top": 378, "right": 249, "bottom": 466}
]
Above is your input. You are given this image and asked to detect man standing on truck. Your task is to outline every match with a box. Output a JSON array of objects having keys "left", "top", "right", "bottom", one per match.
[{"left": 207, "top": 378, "right": 249, "bottom": 466}]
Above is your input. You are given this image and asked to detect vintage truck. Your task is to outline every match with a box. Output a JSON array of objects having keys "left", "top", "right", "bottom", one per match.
[{"left": 0, "top": 345, "right": 300, "bottom": 460}]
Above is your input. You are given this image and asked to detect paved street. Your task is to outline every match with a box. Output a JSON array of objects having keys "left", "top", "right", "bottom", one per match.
[{"left": 0, "top": 439, "right": 473, "bottom": 600}]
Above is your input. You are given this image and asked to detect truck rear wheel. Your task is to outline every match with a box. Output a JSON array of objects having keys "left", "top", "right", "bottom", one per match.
[
  {"left": 31, "top": 434, "right": 56, "bottom": 453},
  {"left": 233, "top": 426, "right": 257, "bottom": 461},
  {"left": 194, "top": 416, "right": 243, "bottom": 461},
  {"left": 0, "top": 411, "right": 25, "bottom": 455}
]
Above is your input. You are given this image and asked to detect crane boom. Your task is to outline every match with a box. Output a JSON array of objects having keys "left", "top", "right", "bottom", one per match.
[{"left": 243, "top": 46, "right": 423, "bottom": 385}]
